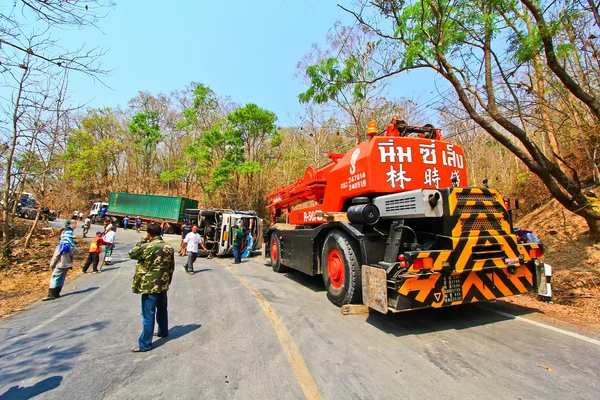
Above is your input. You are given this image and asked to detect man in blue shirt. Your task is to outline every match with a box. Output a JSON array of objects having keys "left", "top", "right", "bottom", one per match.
[{"left": 123, "top": 215, "right": 130, "bottom": 231}]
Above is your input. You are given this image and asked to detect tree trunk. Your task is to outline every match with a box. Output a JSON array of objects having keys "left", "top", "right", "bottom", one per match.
[
  {"left": 23, "top": 208, "right": 41, "bottom": 249},
  {"left": 585, "top": 214, "right": 600, "bottom": 241},
  {"left": 2, "top": 68, "right": 28, "bottom": 255}
]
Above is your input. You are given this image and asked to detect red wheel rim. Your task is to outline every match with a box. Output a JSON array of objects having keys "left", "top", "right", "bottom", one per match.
[
  {"left": 328, "top": 249, "right": 344, "bottom": 288},
  {"left": 271, "top": 239, "right": 278, "bottom": 262}
]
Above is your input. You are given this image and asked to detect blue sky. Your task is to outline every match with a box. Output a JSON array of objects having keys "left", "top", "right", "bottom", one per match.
[{"left": 60, "top": 1, "right": 442, "bottom": 126}]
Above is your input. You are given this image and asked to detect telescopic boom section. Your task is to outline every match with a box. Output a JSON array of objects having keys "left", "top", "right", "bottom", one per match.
[{"left": 265, "top": 156, "right": 340, "bottom": 221}]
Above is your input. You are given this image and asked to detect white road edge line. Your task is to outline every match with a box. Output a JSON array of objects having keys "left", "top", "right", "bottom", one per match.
[
  {"left": 22, "top": 265, "right": 123, "bottom": 337},
  {"left": 480, "top": 305, "right": 600, "bottom": 347}
]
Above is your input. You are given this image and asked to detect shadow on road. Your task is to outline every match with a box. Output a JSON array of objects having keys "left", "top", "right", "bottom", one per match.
[
  {"left": 0, "top": 375, "right": 63, "bottom": 399},
  {"left": 98, "top": 267, "right": 119, "bottom": 272},
  {"left": 0, "top": 321, "right": 107, "bottom": 388},
  {"left": 61, "top": 287, "right": 99, "bottom": 298},
  {"left": 194, "top": 269, "right": 212, "bottom": 273},
  {"left": 365, "top": 303, "right": 537, "bottom": 336},
  {"left": 152, "top": 324, "right": 201, "bottom": 349},
  {"left": 283, "top": 271, "right": 326, "bottom": 293}
]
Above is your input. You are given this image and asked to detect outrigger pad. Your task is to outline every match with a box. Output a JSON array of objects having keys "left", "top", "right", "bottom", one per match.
[{"left": 361, "top": 265, "right": 388, "bottom": 314}]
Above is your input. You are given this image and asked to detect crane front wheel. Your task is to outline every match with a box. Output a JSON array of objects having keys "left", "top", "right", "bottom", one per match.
[{"left": 322, "top": 231, "right": 362, "bottom": 306}]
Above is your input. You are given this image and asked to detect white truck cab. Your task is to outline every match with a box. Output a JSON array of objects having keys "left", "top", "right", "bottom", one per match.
[{"left": 89, "top": 202, "right": 109, "bottom": 223}]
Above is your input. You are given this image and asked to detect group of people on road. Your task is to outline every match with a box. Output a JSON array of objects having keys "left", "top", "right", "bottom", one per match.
[{"left": 43, "top": 214, "right": 252, "bottom": 352}]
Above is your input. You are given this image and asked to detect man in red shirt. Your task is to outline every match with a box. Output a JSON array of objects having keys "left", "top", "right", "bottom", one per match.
[{"left": 82, "top": 231, "right": 111, "bottom": 273}]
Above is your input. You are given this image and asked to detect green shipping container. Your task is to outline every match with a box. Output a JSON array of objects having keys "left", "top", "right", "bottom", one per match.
[{"left": 108, "top": 192, "right": 198, "bottom": 222}]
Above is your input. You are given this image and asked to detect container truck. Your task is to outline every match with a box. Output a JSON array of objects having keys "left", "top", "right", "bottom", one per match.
[{"left": 107, "top": 192, "right": 198, "bottom": 232}]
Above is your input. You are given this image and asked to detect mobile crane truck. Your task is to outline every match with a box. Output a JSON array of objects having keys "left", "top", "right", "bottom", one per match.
[{"left": 264, "top": 119, "right": 548, "bottom": 314}]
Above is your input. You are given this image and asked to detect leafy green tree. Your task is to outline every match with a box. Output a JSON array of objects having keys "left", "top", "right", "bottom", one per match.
[
  {"left": 169, "top": 83, "right": 222, "bottom": 195},
  {"left": 129, "top": 110, "right": 161, "bottom": 177},
  {"left": 63, "top": 108, "right": 125, "bottom": 198},
  {"left": 207, "top": 104, "right": 281, "bottom": 210}
]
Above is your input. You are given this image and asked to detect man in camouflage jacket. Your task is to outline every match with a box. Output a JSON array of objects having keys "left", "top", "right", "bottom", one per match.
[{"left": 129, "top": 222, "right": 175, "bottom": 352}]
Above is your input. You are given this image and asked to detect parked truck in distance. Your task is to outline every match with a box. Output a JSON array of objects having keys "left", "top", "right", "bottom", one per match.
[
  {"left": 185, "top": 208, "right": 263, "bottom": 257},
  {"left": 106, "top": 192, "right": 198, "bottom": 232}
]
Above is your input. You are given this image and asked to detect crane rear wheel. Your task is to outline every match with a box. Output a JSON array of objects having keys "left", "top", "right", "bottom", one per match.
[{"left": 270, "top": 233, "right": 289, "bottom": 273}]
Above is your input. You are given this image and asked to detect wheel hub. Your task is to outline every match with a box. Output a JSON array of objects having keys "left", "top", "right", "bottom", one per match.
[
  {"left": 328, "top": 249, "right": 344, "bottom": 288},
  {"left": 271, "top": 239, "right": 278, "bottom": 262}
]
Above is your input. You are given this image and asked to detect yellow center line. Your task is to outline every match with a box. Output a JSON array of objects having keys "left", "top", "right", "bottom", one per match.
[{"left": 216, "top": 259, "right": 322, "bottom": 400}]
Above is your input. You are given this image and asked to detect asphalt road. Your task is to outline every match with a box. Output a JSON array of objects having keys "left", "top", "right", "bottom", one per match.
[{"left": 0, "top": 220, "right": 599, "bottom": 400}]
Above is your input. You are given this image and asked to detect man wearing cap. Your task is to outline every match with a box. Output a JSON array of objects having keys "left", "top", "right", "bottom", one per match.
[
  {"left": 82, "top": 231, "right": 112, "bottom": 273},
  {"left": 43, "top": 220, "right": 77, "bottom": 301}
]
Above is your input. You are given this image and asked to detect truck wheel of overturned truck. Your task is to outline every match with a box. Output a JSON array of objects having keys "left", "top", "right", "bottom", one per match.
[
  {"left": 322, "top": 230, "right": 362, "bottom": 306},
  {"left": 270, "top": 233, "right": 289, "bottom": 273},
  {"left": 200, "top": 210, "right": 217, "bottom": 218}
]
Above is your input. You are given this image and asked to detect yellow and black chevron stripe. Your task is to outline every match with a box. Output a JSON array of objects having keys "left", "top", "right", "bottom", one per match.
[
  {"left": 444, "top": 187, "right": 511, "bottom": 237},
  {"left": 390, "top": 187, "right": 542, "bottom": 311},
  {"left": 396, "top": 265, "right": 534, "bottom": 310}
]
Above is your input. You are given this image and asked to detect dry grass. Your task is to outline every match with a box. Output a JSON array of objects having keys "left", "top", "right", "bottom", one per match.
[
  {"left": 510, "top": 199, "right": 600, "bottom": 332},
  {"left": 0, "top": 220, "right": 84, "bottom": 318}
]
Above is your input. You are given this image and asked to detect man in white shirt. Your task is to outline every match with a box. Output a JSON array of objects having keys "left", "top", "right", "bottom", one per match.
[
  {"left": 102, "top": 226, "right": 116, "bottom": 266},
  {"left": 183, "top": 225, "right": 208, "bottom": 275}
]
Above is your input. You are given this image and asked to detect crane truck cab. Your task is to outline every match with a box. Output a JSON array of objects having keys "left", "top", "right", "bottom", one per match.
[{"left": 185, "top": 208, "right": 263, "bottom": 258}]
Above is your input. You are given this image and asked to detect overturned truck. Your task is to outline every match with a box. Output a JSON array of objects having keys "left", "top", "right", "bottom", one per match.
[
  {"left": 264, "top": 119, "right": 548, "bottom": 313},
  {"left": 185, "top": 208, "right": 263, "bottom": 258}
]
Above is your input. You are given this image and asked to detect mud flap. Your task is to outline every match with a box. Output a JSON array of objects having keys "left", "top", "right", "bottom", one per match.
[
  {"left": 536, "top": 262, "right": 552, "bottom": 301},
  {"left": 361, "top": 265, "right": 388, "bottom": 314},
  {"left": 534, "top": 260, "right": 548, "bottom": 296}
]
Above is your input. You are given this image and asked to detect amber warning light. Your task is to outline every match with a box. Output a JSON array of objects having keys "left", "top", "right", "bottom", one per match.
[{"left": 367, "top": 121, "right": 377, "bottom": 139}]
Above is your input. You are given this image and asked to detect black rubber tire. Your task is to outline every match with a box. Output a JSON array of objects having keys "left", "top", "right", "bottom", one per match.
[
  {"left": 270, "top": 233, "right": 289, "bottom": 273},
  {"left": 200, "top": 210, "right": 218, "bottom": 218},
  {"left": 321, "top": 230, "right": 362, "bottom": 306}
]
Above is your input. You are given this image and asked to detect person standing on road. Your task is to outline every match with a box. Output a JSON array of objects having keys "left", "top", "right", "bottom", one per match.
[
  {"left": 82, "top": 216, "right": 92, "bottom": 238},
  {"left": 78, "top": 211, "right": 84, "bottom": 221},
  {"left": 123, "top": 215, "right": 130, "bottom": 231},
  {"left": 73, "top": 210, "right": 79, "bottom": 220},
  {"left": 129, "top": 222, "right": 175, "bottom": 353},
  {"left": 103, "top": 226, "right": 116, "bottom": 265},
  {"left": 179, "top": 221, "right": 192, "bottom": 257},
  {"left": 232, "top": 224, "right": 243, "bottom": 264},
  {"left": 183, "top": 225, "right": 208, "bottom": 275},
  {"left": 135, "top": 216, "right": 142, "bottom": 233},
  {"left": 82, "top": 232, "right": 111, "bottom": 273},
  {"left": 42, "top": 220, "right": 77, "bottom": 301},
  {"left": 160, "top": 220, "right": 168, "bottom": 236}
]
